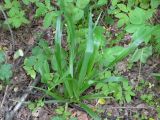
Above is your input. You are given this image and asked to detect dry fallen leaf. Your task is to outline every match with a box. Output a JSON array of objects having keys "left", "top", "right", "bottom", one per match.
[
  {"left": 98, "top": 98, "right": 106, "bottom": 105},
  {"left": 77, "top": 111, "right": 89, "bottom": 120},
  {"left": 28, "top": 36, "right": 35, "bottom": 45}
]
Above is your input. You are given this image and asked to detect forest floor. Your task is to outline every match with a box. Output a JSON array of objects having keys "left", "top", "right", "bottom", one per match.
[{"left": 0, "top": 24, "right": 160, "bottom": 120}]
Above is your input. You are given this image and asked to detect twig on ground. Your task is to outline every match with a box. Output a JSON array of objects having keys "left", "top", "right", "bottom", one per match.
[
  {"left": 5, "top": 75, "right": 41, "bottom": 120},
  {"left": 0, "top": 6, "right": 15, "bottom": 51},
  {"left": 0, "top": 85, "right": 9, "bottom": 108},
  {"left": 107, "top": 106, "right": 155, "bottom": 110}
]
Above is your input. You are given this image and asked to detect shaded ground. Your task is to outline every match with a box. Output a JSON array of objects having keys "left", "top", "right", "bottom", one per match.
[{"left": 0, "top": 24, "right": 160, "bottom": 120}]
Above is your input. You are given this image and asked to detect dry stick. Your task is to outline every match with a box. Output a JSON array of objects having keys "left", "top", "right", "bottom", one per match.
[
  {"left": 0, "top": 6, "right": 15, "bottom": 51},
  {"left": 106, "top": 106, "right": 155, "bottom": 109},
  {"left": 0, "top": 85, "right": 9, "bottom": 108},
  {"left": 5, "top": 75, "right": 41, "bottom": 120}
]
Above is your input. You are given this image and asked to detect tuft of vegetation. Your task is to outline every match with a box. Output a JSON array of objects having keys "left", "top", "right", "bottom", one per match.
[
  {"left": 0, "top": 0, "right": 160, "bottom": 119},
  {"left": 0, "top": 50, "right": 12, "bottom": 84}
]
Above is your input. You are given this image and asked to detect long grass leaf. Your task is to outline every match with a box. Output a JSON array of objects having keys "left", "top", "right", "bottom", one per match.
[
  {"left": 54, "top": 16, "right": 63, "bottom": 74},
  {"left": 32, "top": 86, "right": 63, "bottom": 100},
  {"left": 59, "top": 0, "right": 75, "bottom": 77},
  {"left": 78, "top": 12, "right": 94, "bottom": 87},
  {"left": 81, "top": 93, "right": 111, "bottom": 100},
  {"left": 64, "top": 78, "right": 74, "bottom": 99}
]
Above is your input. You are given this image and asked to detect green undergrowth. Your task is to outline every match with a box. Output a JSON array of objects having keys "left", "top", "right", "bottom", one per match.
[
  {"left": 0, "top": 0, "right": 160, "bottom": 119},
  {"left": 23, "top": 1, "right": 146, "bottom": 119},
  {"left": 0, "top": 50, "right": 12, "bottom": 84}
]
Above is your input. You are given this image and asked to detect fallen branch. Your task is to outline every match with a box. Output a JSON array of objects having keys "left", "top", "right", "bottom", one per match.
[
  {"left": 5, "top": 75, "right": 41, "bottom": 120},
  {"left": 106, "top": 106, "right": 155, "bottom": 110}
]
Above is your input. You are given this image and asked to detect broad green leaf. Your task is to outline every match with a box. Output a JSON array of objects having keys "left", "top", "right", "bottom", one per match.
[
  {"left": 125, "top": 24, "right": 140, "bottom": 33},
  {"left": 130, "top": 46, "right": 152, "bottom": 63},
  {"left": 35, "top": 3, "right": 47, "bottom": 17},
  {"left": 22, "top": 0, "right": 30, "bottom": 5},
  {"left": 76, "top": 0, "right": 90, "bottom": 9},
  {"left": 151, "top": 0, "right": 160, "bottom": 8},
  {"left": 4, "top": 0, "right": 12, "bottom": 8},
  {"left": 97, "top": 0, "right": 108, "bottom": 6},
  {"left": 72, "top": 7, "right": 84, "bottom": 23},
  {"left": 111, "top": 0, "right": 118, "bottom": 6},
  {"left": 43, "top": 12, "right": 54, "bottom": 28},
  {"left": 129, "top": 7, "right": 145, "bottom": 24},
  {"left": 0, "top": 64, "right": 12, "bottom": 81},
  {"left": 45, "top": 0, "right": 51, "bottom": 9},
  {"left": 117, "top": 19, "right": 125, "bottom": 28},
  {"left": 131, "top": 25, "right": 154, "bottom": 43},
  {"left": 105, "top": 16, "right": 114, "bottom": 25},
  {"left": 127, "top": 0, "right": 135, "bottom": 7},
  {"left": 24, "top": 56, "right": 36, "bottom": 67},
  {"left": 102, "top": 46, "right": 125, "bottom": 65},
  {"left": 125, "top": 92, "right": 132, "bottom": 103},
  {"left": 117, "top": 4, "right": 128, "bottom": 12},
  {"left": 105, "top": 39, "right": 143, "bottom": 68},
  {"left": 23, "top": 66, "right": 36, "bottom": 79},
  {"left": 115, "top": 13, "right": 129, "bottom": 27},
  {"left": 43, "top": 61, "right": 50, "bottom": 73},
  {"left": 140, "top": 2, "right": 149, "bottom": 9}
]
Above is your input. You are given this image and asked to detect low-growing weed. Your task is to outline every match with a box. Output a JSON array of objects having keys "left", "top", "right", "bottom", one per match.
[
  {"left": 2, "top": 0, "right": 29, "bottom": 28},
  {"left": 23, "top": 1, "right": 144, "bottom": 118},
  {"left": 0, "top": 50, "right": 12, "bottom": 84}
]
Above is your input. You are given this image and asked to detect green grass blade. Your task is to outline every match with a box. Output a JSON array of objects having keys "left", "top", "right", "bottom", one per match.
[
  {"left": 81, "top": 93, "right": 111, "bottom": 100},
  {"left": 63, "top": 78, "right": 74, "bottom": 99},
  {"left": 32, "top": 86, "right": 63, "bottom": 100},
  {"left": 79, "top": 103, "right": 100, "bottom": 120},
  {"left": 78, "top": 12, "right": 94, "bottom": 87},
  {"left": 59, "top": 0, "right": 75, "bottom": 77},
  {"left": 54, "top": 16, "right": 63, "bottom": 74},
  {"left": 87, "top": 41, "right": 100, "bottom": 76},
  {"left": 71, "top": 79, "right": 80, "bottom": 100},
  {"left": 93, "top": 11, "right": 102, "bottom": 30}
]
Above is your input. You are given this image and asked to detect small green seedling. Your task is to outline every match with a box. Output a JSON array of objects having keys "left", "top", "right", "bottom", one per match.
[{"left": 0, "top": 50, "right": 12, "bottom": 84}]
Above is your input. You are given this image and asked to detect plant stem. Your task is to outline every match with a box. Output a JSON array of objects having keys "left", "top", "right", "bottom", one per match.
[
  {"left": 0, "top": 85, "right": 9, "bottom": 108},
  {"left": 0, "top": 6, "right": 15, "bottom": 51}
]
